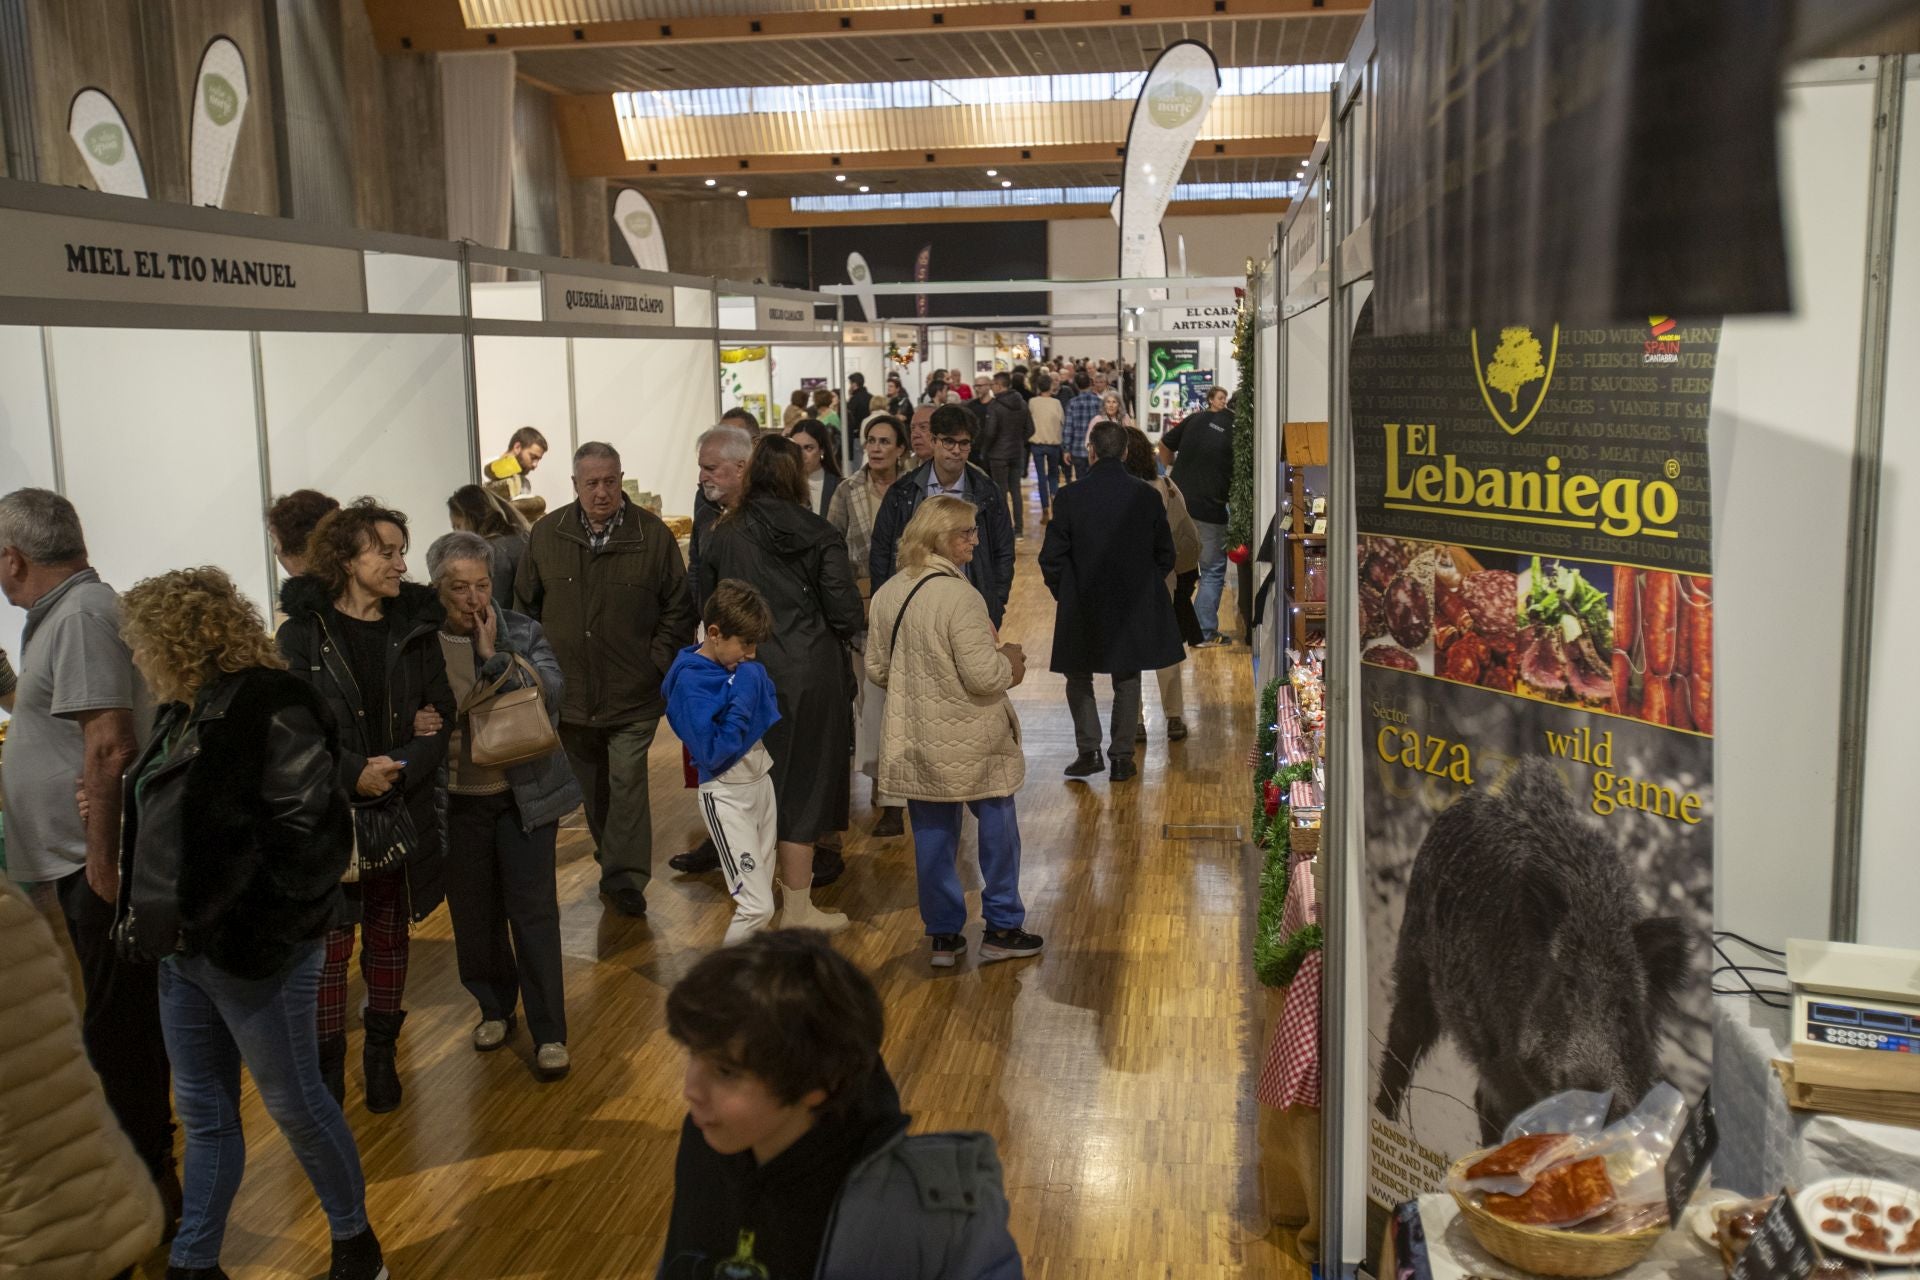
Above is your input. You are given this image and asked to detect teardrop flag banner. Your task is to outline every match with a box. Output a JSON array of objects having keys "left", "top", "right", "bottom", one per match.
[
  {"left": 190, "top": 36, "right": 250, "bottom": 208},
  {"left": 613, "top": 187, "right": 670, "bottom": 272},
  {"left": 68, "top": 89, "right": 149, "bottom": 199},
  {"left": 847, "top": 252, "right": 878, "bottom": 322},
  {"left": 1118, "top": 42, "right": 1219, "bottom": 287}
]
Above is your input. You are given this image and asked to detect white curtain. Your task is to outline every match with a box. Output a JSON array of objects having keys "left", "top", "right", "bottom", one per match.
[{"left": 440, "top": 52, "right": 515, "bottom": 282}]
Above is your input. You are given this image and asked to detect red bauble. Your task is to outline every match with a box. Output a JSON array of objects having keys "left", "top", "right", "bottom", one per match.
[
  {"left": 1227, "top": 542, "right": 1252, "bottom": 565},
  {"left": 1263, "top": 778, "right": 1282, "bottom": 817}
]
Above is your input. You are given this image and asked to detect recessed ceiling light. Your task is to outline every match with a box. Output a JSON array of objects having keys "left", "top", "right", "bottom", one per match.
[
  {"left": 986, "top": 169, "right": 998, "bottom": 176},
  {"left": 736, "top": 189, "right": 748, "bottom": 196},
  {"left": 1001, "top": 179, "right": 1012, "bottom": 188},
  {"left": 859, "top": 185, "right": 870, "bottom": 192},
  {"left": 835, "top": 173, "right": 846, "bottom": 181},
  {"left": 704, "top": 178, "right": 716, "bottom": 186}
]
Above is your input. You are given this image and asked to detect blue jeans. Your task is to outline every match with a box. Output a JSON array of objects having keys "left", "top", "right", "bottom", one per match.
[
  {"left": 1031, "top": 444, "right": 1063, "bottom": 512},
  {"left": 1194, "top": 519, "right": 1229, "bottom": 636},
  {"left": 907, "top": 795, "right": 1026, "bottom": 936},
  {"left": 160, "top": 943, "right": 370, "bottom": 1268}
]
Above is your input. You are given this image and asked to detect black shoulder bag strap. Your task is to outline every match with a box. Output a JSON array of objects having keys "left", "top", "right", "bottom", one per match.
[{"left": 887, "top": 571, "right": 961, "bottom": 661}]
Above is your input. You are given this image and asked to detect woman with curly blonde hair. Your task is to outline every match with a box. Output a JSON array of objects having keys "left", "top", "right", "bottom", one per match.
[{"left": 114, "top": 566, "right": 389, "bottom": 1280}]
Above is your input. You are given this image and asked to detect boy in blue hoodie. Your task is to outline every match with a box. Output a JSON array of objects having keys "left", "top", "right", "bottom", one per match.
[{"left": 664, "top": 579, "right": 784, "bottom": 944}]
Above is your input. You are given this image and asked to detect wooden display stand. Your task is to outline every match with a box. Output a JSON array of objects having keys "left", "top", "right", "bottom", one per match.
[{"left": 1283, "top": 421, "right": 1329, "bottom": 653}]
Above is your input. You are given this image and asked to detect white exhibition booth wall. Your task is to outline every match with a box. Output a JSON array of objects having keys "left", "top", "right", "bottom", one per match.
[
  {"left": 470, "top": 278, "right": 721, "bottom": 514},
  {"left": 1259, "top": 45, "right": 1918, "bottom": 1274},
  {"left": 0, "top": 183, "right": 834, "bottom": 679}
]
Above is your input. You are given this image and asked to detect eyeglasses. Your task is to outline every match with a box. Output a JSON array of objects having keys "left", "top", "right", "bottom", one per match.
[{"left": 934, "top": 435, "right": 973, "bottom": 450}]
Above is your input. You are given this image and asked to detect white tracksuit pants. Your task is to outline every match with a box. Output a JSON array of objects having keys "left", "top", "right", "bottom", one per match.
[{"left": 699, "top": 769, "right": 780, "bottom": 945}]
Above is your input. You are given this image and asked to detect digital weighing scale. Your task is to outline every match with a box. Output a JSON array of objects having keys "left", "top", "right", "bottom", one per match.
[{"left": 1788, "top": 939, "right": 1920, "bottom": 1061}]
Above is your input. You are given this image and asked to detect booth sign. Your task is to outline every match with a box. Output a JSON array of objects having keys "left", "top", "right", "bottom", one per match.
[
  {"left": 542, "top": 272, "right": 674, "bottom": 328},
  {"left": 0, "top": 207, "right": 365, "bottom": 313},
  {"left": 1157, "top": 303, "right": 1237, "bottom": 335},
  {"left": 755, "top": 296, "right": 816, "bottom": 332}
]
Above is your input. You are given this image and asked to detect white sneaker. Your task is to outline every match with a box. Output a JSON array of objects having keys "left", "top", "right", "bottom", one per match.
[
  {"left": 535, "top": 1043, "right": 570, "bottom": 1080},
  {"left": 472, "top": 1017, "right": 513, "bottom": 1051}
]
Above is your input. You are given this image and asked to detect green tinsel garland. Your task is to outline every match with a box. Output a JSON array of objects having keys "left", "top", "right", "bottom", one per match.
[
  {"left": 1250, "top": 668, "right": 1325, "bottom": 988},
  {"left": 1227, "top": 281, "right": 1257, "bottom": 553}
]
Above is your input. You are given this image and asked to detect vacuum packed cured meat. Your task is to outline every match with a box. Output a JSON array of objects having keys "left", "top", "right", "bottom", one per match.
[{"left": 1483, "top": 1156, "right": 1617, "bottom": 1228}]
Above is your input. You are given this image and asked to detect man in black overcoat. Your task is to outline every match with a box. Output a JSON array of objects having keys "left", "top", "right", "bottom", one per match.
[{"left": 1038, "top": 420, "right": 1185, "bottom": 783}]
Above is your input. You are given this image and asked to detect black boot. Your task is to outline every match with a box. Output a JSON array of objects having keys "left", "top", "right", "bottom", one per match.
[
  {"left": 361, "top": 1010, "right": 407, "bottom": 1115},
  {"left": 319, "top": 1032, "right": 347, "bottom": 1107},
  {"left": 328, "top": 1225, "right": 389, "bottom": 1280}
]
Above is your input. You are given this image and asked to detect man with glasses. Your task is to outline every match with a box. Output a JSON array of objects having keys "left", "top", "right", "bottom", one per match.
[{"left": 868, "top": 405, "right": 1015, "bottom": 627}]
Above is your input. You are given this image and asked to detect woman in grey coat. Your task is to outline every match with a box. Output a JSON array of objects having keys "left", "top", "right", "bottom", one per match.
[{"left": 427, "top": 531, "right": 583, "bottom": 1081}]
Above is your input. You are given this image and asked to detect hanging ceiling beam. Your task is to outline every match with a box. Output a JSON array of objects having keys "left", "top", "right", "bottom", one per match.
[
  {"left": 747, "top": 195, "right": 1289, "bottom": 227},
  {"left": 365, "top": 0, "right": 1367, "bottom": 55}
]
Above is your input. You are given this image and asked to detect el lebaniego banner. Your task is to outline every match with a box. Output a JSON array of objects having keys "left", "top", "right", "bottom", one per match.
[{"left": 1352, "top": 297, "right": 1717, "bottom": 1211}]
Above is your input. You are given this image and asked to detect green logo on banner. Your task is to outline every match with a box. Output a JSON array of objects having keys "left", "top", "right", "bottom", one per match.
[
  {"left": 1147, "top": 79, "right": 1203, "bottom": 128},
  {"left": 623, "top": 210, "right": 653, "bottom": 237},
  {"left": 203, "top": 73, "right": 239, "bottom": 125},
  {"left": 84, "top": 121, "right": 125, "bottom": 164},
  {"left": 851, "top": 264, "right": 868, "bottom": 281}
]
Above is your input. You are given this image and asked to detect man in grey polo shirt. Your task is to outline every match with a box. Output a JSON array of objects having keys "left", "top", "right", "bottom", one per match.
[{"left": 0, "top": 487, "right": 176, "bottom": 1214}]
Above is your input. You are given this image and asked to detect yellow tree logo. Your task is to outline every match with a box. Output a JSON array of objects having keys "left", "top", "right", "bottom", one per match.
[
  {"left": 1472, "top": 324, "right": 1559, "bottom": 434},
  {"left": 1485, "top": 327, "right": 1545, "bottom": 412}
]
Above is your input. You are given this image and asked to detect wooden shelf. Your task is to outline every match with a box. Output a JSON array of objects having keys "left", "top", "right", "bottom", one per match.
[{"left": 1285, "top": 533, "right": 1326, "bottom": 544}]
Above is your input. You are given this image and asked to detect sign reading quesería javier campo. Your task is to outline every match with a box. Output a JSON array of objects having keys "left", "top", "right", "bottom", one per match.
[
  {"left": 1353, "top": 297, "right": 1717, "bottom": 1226},
  {"left": 541, "top": 272, "right": 675, "bottom": 328},
  {"left": 0, "top": 207, "right": 365, "bottom": 312}
]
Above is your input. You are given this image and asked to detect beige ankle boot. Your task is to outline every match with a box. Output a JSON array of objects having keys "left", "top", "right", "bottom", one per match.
[{"left": 777, "top": 879, "right": 849, "bottom": 934}]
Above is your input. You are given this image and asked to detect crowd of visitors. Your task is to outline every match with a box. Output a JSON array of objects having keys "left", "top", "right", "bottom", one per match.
[{"left": 0, "top": 354, "right": 1237, "bottom": 1278}]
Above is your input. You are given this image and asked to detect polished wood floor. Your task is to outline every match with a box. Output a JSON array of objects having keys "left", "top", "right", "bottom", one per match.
[{"left": 136, "top": 498, "right": 1306, "bottom": 1279}]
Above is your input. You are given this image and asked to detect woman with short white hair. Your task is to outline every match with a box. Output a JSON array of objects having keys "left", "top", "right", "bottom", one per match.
[
  {"left": 866, "top": 495, "right": 1043, "bottom": 969},
  {"left": 426, "top": 530, "right": 581, "bottom": 1081}
]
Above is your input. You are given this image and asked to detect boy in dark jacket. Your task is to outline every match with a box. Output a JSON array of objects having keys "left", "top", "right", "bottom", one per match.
[
  {"left": 658, "top": 931, "right": 1023, "bottom": 1280},
  {"left": 663, "top": 580, "right": 783, "bottom": 944}
]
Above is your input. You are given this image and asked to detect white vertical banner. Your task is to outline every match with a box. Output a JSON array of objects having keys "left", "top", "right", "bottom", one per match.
[
  {"left": 190, "top": 37, "right": 250, "bottom": 208},
  {"left": 613, "top": 187, "right": 669, "bottom": 271},
  {"left": 67, "top": 89, "right": 149, "bottom": 198},
  {"left": 1109, "top": 192, "right": 1169, "bottom": 303},
  {"left": 1118, "top": 41, "right": 1219, "bottom": 286},
  {"left": 847, "top": 252, "right": 878, "bottom": 322},
  {"left": 440, "top": 51, "right": 515, "bottom": 280}
]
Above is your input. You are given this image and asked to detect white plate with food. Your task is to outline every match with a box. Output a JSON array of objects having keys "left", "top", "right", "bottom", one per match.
[{"left": 1795, "top": 1177, "right": 1920, "bottom": 1265}]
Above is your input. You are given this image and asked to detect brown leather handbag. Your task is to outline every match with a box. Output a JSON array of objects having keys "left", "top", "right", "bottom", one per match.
[{"left": 462, "top": 655, "right": 560, "bottom": 768}]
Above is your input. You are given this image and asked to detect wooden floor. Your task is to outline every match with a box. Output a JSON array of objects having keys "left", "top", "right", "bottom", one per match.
[{"left": 137, "top": 503, "right": 1307, "bottom": 1279}]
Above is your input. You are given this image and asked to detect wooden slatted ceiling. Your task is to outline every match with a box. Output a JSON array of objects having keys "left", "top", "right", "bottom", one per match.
[
  {"left": 627, "top": 151, "right": 1308, "bottom": 199},
  {"left": 516, "top": 14, "right": 1362, "bottom": 93}
]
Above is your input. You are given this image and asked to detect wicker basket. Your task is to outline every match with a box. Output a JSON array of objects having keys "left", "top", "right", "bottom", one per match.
[{"left": 1446, "top": 1154, "right": 1663, "bottom": 1278}]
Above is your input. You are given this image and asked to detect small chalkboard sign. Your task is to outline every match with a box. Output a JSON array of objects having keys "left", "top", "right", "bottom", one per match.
[
  {"left": 1731, "top": 1192, "right": 1818, "bottom": 1280},
  {"left": 1665, "top": 1087, "right": 1719, "bottom": 1224}
]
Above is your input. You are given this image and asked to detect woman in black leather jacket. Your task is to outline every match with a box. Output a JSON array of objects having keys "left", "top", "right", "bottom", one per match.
[
  {"left": 115, "top": 566, "right": 389, "bottom": 1280},
  {"left": 277, "top": 498, "right": 454, "bottom": 1115}
]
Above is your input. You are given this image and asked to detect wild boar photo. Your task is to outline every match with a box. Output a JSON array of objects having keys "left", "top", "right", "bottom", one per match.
[{"left": 1372, "top": 757, "right": 1695, "bottom": 1145}]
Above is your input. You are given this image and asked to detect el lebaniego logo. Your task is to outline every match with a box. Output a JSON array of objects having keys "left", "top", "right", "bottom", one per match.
[{"left": 1380, "top": 322, "right": 1683, "bottom": 541}]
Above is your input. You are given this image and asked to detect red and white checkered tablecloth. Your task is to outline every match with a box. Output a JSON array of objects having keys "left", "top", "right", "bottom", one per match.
[
  {"left": 1280, "top": 848, "right": 1317, "bottom": 937},
  {"left": 1256, "top": 947, "right": 1323, "bottom": 1111}
]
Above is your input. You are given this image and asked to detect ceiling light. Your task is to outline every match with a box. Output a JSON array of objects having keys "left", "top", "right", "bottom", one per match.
[
  {"left": 704, "top": 178, "right": 716, "bottom": 187},
  {"left": 1001, "top": 179, "right": 1012, "bottom": 188},
  {"left": 859, "top": 185, "right": 870, "bottom": 192},
  {"left": 835, "top": 173, "right": 846, "bottom": 182},
  {"left": 736, "top": 189, "right": 748, "bottom": 196},
  {"left": 986, "top": 169, "right": 998, "bottom": 176}
]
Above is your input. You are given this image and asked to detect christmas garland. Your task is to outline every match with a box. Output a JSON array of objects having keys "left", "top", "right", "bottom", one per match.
[
  {"left": 1227, "top": 273, "right": 1257, "bottom": 554},
  {"left": 1250, "top": 674, "right": 1324, "bottom": 989}
]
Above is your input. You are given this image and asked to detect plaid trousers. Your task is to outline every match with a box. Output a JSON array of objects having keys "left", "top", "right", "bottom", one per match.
[{"left": 316, "top": 867, "right": 409, "bottom": 1038}]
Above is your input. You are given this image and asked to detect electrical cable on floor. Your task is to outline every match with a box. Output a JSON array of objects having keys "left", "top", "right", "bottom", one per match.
[{"left": 1713, "top": 929, "right": 1785, "bottom": 957}]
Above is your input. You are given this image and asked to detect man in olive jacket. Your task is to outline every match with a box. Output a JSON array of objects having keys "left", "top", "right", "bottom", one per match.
[{"left": 515, "top": 441, "right": 693, "bottom": 917}]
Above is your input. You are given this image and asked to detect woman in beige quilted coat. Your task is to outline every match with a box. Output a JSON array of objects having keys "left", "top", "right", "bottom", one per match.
[
  {"left": 0, "top": 878, "right": 164, "bottom": 1279},
  {"left": 866, "top": 495, "right": 1044, "bottom": 970}
]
